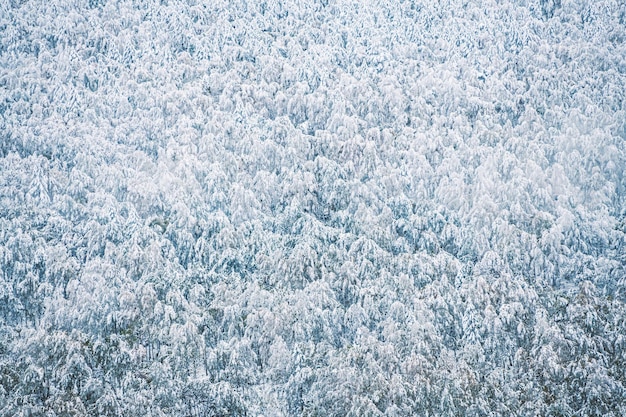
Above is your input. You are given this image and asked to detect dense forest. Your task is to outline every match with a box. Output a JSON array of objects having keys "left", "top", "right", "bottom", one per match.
[{"left": 1, "top": 0, "right": 625, "bottom": 415}]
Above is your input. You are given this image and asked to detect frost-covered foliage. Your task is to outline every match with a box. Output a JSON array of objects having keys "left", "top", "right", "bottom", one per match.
[{"left": 1, "top": 0, "right": 626, "bottom": 415}]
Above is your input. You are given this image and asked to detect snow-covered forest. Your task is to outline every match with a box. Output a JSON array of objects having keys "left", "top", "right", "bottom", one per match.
[{"left": 1, "top": 0, "right": 625, "bottom": 415}]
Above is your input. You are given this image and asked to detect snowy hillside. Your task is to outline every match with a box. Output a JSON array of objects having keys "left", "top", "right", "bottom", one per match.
[{"left": 1, "top": 0, "right": 625, "bottom": 415}]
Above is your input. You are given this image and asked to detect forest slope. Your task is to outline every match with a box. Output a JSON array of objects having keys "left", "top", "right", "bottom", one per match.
[{"left": 1, "top": 0, "right": 625, "bottom": 415}]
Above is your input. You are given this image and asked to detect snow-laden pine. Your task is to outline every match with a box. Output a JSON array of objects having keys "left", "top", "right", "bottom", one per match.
[{"left": 1, "top": 0, "right": 625, "bottom": 415}]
